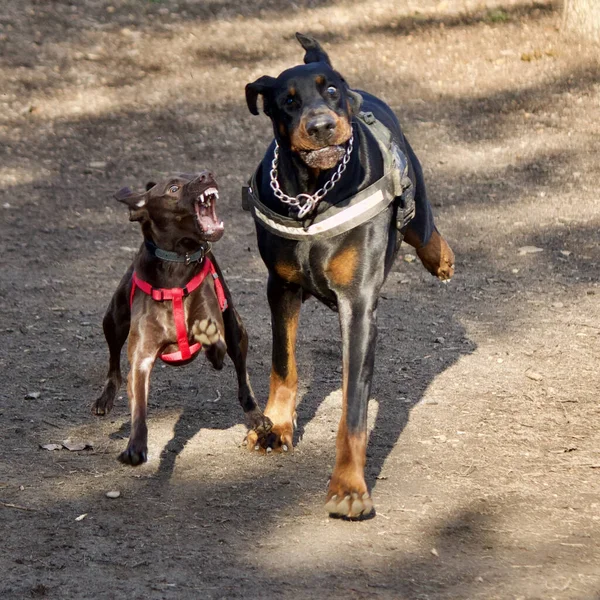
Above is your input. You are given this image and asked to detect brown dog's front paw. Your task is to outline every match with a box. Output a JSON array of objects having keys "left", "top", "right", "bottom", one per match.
[
  {"left": 245, "top": 415, "right": 294, "bottom": 454},
  {"left": 192, "top": 318, "right": 223, "bottom": 347},
  {"left": 325, "top": 475, "right": 374, "bottom": 519},
  {"left": 118, "top": 443, "right": 148, "bottom": 466},
  {"left": 92, "top": 397, "right": 113, "bottom": 416},
  {"left": 92, "top": 382, "right": 118, "bottom": 416}
]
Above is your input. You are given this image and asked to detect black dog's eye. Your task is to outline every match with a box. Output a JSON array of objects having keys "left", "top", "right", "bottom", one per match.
[
  {"left": 169, "top": 185, "right": 179, "bottom": 193},
  {"left": 285, "top": 95, "right": 296, "bottom": 106},
  {"left": 326, "top": 86, "right": 338, "bottom": 97}
]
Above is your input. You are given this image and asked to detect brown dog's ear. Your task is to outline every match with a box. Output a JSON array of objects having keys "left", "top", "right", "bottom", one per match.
[
  {"left": 114, "top": 186, "right": 148, "bottom": 222},
  {"left": 296, "top": 32, "right": 332, "bottom": 66},
  {"left": 245, "top": 75, "right": 277, "bottom": 116}
]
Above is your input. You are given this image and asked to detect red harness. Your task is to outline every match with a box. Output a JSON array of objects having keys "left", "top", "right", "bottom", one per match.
[{"left": 129, "top": 258, "right": 227, "bottom": 364}]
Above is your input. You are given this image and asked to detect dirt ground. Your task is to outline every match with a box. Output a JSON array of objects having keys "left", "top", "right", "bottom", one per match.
[{"left": 1, "top": 0, "right": 599, "bottom": 598}]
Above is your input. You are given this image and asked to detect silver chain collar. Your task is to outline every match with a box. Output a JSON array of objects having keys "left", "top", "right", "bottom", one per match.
[{"left": 269, "top": 134, "right": 354, "bottom": 219}]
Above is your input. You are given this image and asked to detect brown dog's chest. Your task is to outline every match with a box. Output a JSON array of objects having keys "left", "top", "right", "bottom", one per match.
[{"left": 130, "top": 278, "right": 224, "bottom": 362}]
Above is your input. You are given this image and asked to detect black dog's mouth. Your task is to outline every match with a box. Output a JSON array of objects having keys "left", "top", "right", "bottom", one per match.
[
  {"left": 194, "top": 187, "right": 224, "bottom": 242},
  {"left": 299, "top": 145, "right": 346, "bottom": 169}
]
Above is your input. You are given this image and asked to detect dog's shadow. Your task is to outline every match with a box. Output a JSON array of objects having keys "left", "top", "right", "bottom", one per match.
[
  {"left": 293, "top": 273, "right": 473, "bottom": 489},
  {"left": 117, "top": 270, "right": 472, "bottom": 493}
]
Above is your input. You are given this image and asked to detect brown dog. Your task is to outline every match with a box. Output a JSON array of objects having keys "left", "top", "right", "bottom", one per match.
[{"left": 93, "top": 171, "right": 269, "bottom": 465}]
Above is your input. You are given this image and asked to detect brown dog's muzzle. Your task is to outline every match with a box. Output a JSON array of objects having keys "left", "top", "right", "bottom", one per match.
[{"left": 183, "top": 172, "right": 224, "bottom": 242}]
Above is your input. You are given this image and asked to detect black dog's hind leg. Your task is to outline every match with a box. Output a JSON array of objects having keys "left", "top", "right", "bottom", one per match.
[
  {"left": 402, "top": 139, "right": 455, "bottom": 280},
  {"left": 93, "top": 267, "right": 132, "bottom": 416}
]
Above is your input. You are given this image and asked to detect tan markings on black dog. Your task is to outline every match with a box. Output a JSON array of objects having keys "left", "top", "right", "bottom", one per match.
[
  {"left": 404, "top": 228, "right": 455, "bottom": 281},
  {"left": 315, "top": 75, "right": 325, "bottom": 86},
  {"left": 246, "top": 306, "right": 299, "bottom": 452},
  {"left": 290, "top": 112, "right": 352, "bottom": 153},
  {"left": 275, "top": 261, "right": 303, "bottom": 284},
  {"left": 326, "top": 245, "right": 358, "bottom": 287}
]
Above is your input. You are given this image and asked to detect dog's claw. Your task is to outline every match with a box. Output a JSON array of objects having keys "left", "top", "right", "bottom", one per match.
[
  {"left": 266, "top": 447, "right": 272, "bottom": 453},
  {"left": 326, "top": 487, "right": 374, "bottom": 519},
  {"left": 254, "top": 444, "right": 260, "bottom": 451},
  {"left": 282, "top": 444, "right": 288, "bottom": 452}
]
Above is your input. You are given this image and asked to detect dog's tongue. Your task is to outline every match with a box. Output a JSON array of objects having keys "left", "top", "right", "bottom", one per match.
[{"left": 195, "top": 200, "right": 224, "bottom": 240}]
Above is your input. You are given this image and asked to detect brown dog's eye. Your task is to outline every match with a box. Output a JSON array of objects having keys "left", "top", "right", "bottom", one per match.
[{"left": 169, "top": 185, "right": 179, "bottom": 193}]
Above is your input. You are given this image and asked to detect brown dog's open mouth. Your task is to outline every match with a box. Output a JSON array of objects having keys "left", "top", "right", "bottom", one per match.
[
  {"left": 195, "top": 187, "right": 224, "bottom": 241},
  {"left": 299, "top": 145, "right": 346, "bottom": 169}
]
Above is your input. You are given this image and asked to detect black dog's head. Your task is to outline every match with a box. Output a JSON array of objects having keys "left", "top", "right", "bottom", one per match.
[
  {"left": 115, "top": 171, "right": 224, "bottom": 244},
  {"left": 246, "top": 33, "right": 362, "bottom": 170}
]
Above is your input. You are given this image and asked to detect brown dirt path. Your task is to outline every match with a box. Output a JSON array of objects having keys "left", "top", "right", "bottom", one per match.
[{"left": 1, "top": 1, "right": 599, "bottom": 598}]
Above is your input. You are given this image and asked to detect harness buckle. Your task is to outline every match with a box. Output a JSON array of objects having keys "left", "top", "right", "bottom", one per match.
[{"left": 152, "top": 288, "right": 164, "bottom": 302}]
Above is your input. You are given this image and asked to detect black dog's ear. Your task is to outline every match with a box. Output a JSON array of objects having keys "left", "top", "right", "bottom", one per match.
[
  {"left": 145, "top": 181, "right": 156, "bottom": 191},
  {"left": 114, "top": 186, "right": 148, "bottom": 222},
  {"left": 245, "top": 75, "right": 277, "bottom": 116},
  {"left": 346, "top": 88, "right": 363, "bottom": 115},
  {"left": 296, "top": 32, "right": 332, "bottom": 66}
]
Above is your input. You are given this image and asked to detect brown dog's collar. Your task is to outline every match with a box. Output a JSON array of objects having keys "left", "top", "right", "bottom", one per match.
[{"left": 144, "top": 240, "right": 209, "bottom": 265}]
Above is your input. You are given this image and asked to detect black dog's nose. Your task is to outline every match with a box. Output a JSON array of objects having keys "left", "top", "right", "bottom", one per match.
[{"left": 306, "top": 114, "right": 337, "bottom": 138}]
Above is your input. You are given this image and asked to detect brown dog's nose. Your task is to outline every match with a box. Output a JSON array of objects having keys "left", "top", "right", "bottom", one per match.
[
  {"left": 198, "top": 170, "right": 214, "bottom": 183},
  {"left": 306, "top": 114, "right": 337, "bottom": 139}
]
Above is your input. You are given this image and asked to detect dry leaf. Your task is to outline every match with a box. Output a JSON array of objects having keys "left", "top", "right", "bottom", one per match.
[{"left": 62, "top": 440, "right": 93, "bottom": 452}]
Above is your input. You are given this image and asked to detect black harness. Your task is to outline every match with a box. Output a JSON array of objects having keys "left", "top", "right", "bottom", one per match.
[{"left": 242, "top": 111, "right": 415, "bottom": 241}]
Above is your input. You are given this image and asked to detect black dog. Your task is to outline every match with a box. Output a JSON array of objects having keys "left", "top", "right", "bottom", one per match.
[
  {"left": 244, "top": 34, "right": 455, "bottom": 518},
  {"left": 93, "top": 172, "right": 268, "bottom": 465}
]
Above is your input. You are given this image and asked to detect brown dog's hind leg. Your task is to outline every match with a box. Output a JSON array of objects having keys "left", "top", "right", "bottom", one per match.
[
  {"left": 93, "top": 275, "right": 132, "bottom": 416},
  {"left": 246, "top": 275, "right": 301, "bottom": 453},
  {"left": 403, "top": 227, "right": 455, "bottom": 281},
  {"left": 220, "top": 305, "right": 272, "bottom": 442}
]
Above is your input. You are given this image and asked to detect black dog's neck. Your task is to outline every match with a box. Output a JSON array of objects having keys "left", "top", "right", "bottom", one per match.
[{"left": 265, "top": 121, "right": 377, "bottom": 218}]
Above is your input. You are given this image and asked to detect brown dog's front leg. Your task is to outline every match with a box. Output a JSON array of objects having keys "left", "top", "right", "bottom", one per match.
[
  {"left": 325, "top": 295, "right": 376, "bottom": 519},
  {"left": 247, "top": 274, "right": 301, "bottom": 453},
  {"left": 119, "top": 336, "right": 156, "bottom": 466}
]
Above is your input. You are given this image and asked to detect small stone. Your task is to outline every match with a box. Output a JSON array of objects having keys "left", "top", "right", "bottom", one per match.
[
  {"left": 434, "top": 337, "right": 445, "bottom": 344},
  {"left": 518, "top": 246, "right": 544, "bottom": 255},
  {"left": 431, "top": 548, "right": 439, "bottom": 557},
  {"left": 525, "top": 370, "right": 543, "bottom": 382},
  {"left": 88, "top": 161, "right": 107, "bottom": 169},
  {"left": 403, "top": 254, "right": 416, "bottom": 263},
  {"left": 560, "top": 250, "right": 572, "bottom": 257},
  {"left": 105, "top": 490, "right": 121, "bottom": 499},
  {"left": 26, "top": 391, "right": 41, "bottom": 399}
]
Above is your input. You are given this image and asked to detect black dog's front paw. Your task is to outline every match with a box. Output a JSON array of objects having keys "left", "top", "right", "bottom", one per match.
[{"left": 118, "top": 443, "right": 147, "bottom": 466}]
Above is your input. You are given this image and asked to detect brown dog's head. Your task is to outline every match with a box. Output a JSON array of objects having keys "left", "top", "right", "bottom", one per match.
[
  {"left": 115, "top": 171, "right": 224, "bottom": 244},
  {"left": 245, "top": 33, "right": 362, "bottom": 170}
]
